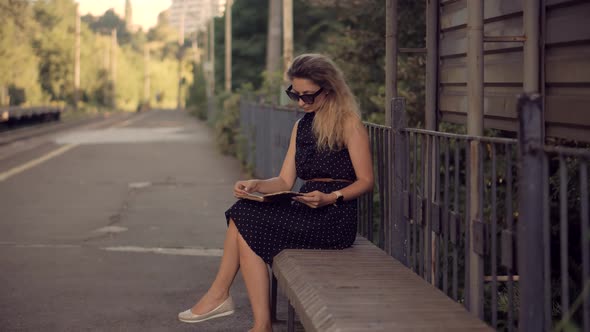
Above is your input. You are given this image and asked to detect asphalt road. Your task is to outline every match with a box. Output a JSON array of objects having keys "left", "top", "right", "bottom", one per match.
[{"left": 0, "top": 110, "right": 293, "bottom": 331}]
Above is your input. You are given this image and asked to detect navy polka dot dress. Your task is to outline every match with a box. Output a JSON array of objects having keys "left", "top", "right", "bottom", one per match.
[{"left": 225, "top": 111, "right": 358, "bottom": 264}]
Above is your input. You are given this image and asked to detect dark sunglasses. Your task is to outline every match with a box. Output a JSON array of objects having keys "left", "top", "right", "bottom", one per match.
[{"left": 285, "top": 85, "right": 324, "bottom": 105}]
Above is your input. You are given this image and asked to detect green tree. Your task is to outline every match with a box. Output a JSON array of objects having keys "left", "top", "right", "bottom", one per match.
[
  {"left": 0, "top": 0, "right": 45, "bottom": 105},
  {"left": 215, "top": 0, "right": 269, "bottom": 92},
  {"left": 82, "top": 9, "right": 132, "bottom": 45},
  {"left": 32, "top": 0, "right": 77, "bottom": 102}
]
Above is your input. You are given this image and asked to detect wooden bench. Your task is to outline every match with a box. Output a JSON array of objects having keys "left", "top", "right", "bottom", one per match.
[{"left": 271, "top": 237, "right": 492, "bottom": 331}]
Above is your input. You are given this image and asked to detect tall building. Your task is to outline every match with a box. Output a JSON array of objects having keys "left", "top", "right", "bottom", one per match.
[
  {"left": 125, "top": 0, "right": 133, "bottom": 31},
  {"left": 168, "top": 0, "right": 225, "bottom": 35}
]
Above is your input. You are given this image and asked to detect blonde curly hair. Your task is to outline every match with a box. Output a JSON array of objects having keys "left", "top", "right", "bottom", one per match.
[{"left": 287, "top": 54, "right": 361, "bottom": 151}]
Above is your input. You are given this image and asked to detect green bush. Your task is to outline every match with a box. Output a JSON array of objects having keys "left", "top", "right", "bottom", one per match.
[
  {"left": 185, "top": 62, "right": 208, "bottom": 120},
  {"left": 214, "top": 92, "right": 241, "bottom": 155}
]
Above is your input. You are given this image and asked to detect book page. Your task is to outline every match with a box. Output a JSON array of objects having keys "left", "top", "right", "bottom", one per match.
[{"left": 238, "top": 191, "right": 302, "bottom": 203}]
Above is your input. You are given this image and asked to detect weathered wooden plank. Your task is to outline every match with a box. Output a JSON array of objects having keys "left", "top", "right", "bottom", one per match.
[
  {"left": 440, "top": 52, "right": 524, "bottom": 84},
  {"left": 440, "top": 17, "right": 524, "bottom": 57},
  {"left": 546, "top": 2, "right": 590, "bottom": 45},
  {"left": 439, "top": 85, "right": 521, "bottom": 119},
  {"left": 441, "top": 112, "right": 518, "bottom": 133},
  {"left": 546, "top": 126, "right": 590, "bottom": 143},
  {"left": 546, "top": 44, "right": 590, "bottom": 83},
  {"left": 273, "top": 237, "right": 492, "bottom": 332},
  {"left": 545, "top": 92, "right": 590, "bottom": 127},
  {"left": 440, "top": 0, "right": 523, "bottom": 31}
]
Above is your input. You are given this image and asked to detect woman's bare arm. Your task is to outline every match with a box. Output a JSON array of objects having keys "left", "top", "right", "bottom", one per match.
[
  {"left": 294, "top": 117, "right": 374, "bottom": 208},
  {"left": 337, "top": 117, "right": 374, "bottom": 200}
]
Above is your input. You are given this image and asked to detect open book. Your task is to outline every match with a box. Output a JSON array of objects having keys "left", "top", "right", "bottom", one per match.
[{"left": 238, "top": 191, "right": 303, "bottom": 203}]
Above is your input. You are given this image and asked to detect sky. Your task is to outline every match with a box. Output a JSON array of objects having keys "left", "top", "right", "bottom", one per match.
[{"left": 78, "top": 0, "right": 172, "bottom": 30}]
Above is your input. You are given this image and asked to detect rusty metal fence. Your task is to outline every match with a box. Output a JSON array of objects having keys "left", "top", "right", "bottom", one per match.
[
  {"left": 238, "top": 96, "right": 589, "bottom": 331},
  {"left": 238, "top": 102, "right": 302, "bottom": 180},
  {"left": 397, "top": 124, "right": 520, "bottom": 330},
  {"left": 518, "top": 96, "right": 590, "bottom": 332}
]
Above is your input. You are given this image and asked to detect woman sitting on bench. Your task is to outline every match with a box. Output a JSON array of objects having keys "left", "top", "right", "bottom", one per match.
[{"left": 179, "top": 53, "right": 374, "bottom": 332}]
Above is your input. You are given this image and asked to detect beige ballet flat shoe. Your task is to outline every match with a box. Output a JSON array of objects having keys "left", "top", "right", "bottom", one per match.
[{"left": 178, "top": 296, "right": 235, "bottom": 323}]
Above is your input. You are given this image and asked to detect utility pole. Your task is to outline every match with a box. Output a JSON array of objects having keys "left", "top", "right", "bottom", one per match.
[
  {"left": 103, "top": 44, "right": 109, "bottom": 106},
  {"left": 224, "top": 0, "right": 232, "bottom": 92},
  {"left": 282, "top": 0, "right": 293, "bottom": 81},
  {"left": 144, "top": 44, "right": 150, "bottom": 106},
  {"left": 266, "top": 0, "right": 281, "bottom": 104},
  {"left": 111, "top": 29, "right": 117, "bottom": 108},
  {"left": 281, "top": 0, "right": 293, "bottom": 105},
  {"left": 74, "top": 3, "right": 81, "bottom": 111},
  {"left": 266, "top": 0, "right": 282, "bottom": 75},
  {"left": 209, "top": 9, "right": 215, "bottom": 96},
  {"left": 385, "top": 0, "right": 398, "bottom": 126},
  {"left": 177, "top": 0, "right": 186, "bottom": 111},
  {"left": 192, "top": 34, "right": 200, "bottom": 64},
  {"left": 203, "top": 25, "right": 210, "bottom": 98}
]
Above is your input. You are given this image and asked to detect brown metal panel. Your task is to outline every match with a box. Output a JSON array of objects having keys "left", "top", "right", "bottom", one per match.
[
  {"left": 440, "top": 86, "right": 517, "bottom": 115},
  {"left": 440, "top": 52, "right": 524, "bottom": 84},
  {"left": 440, "top": 91, "right": 590, "bottom": 141},
  {"left": 439, "top": 87, "right": 466, "bottom": 114},
  {"left": 546, "top": 126, "right": 590, "bottom": 143},
  {"left": 545, "top": 91, "right": 590, "bottom": 125},
  {"left": 441, "top": 0, "right": 523, "bottom": 31},
  {"left": 483, "top": 0, "right": 522, "bottom": 20},
  {"left": 483, "top": 17, "right": 524, "bottom": 51},
  {"left": 545, "top": 2, "right": 590, "bottom": 45},
  {"left": 546, "top": 45, "right": 590, "bottom": 83},
  {"left": 440, "top": 57, "right": 467, "bottom": 83},
  {"left": 484, "top": 52, "right": 523, "bottom": 82},
  {"left": 440, "top": 29, "right": 467, "bottom": 57},
  {"left": 440, "top": 111, "right": 518, "bottom": 132},
  {"left": 440, "top": 0, "right": 466, "bottom": 31},
  {"left": 440, "top": 88, "right": 520, "bottom": 118},
  {"left": 546, "top": 0, "right": 582, "bottom": 6},
  {"left": 441, "top": 17, "right": 524, "bottom": 57},
  {"left": 437, "top": 0, "right": 590, "bottom": 142}
]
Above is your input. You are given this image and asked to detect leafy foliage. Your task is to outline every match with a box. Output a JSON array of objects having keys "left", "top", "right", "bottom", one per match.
[{"left": 0, "top": 0, "right": 189, "bottom": 110}]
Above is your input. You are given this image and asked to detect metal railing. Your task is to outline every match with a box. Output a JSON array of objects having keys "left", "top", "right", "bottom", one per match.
[
  {"left": 398, "top": 126, "right": 519, "bottom": 330},
  {"left": 237, "top": 96, "right": 589, "bottom": 331},
  {"left": 518, "top": 96, "right": 590, "bottom": 332},
  {"left": 357, "top": 122, "right": 392, "bottom": 249}
]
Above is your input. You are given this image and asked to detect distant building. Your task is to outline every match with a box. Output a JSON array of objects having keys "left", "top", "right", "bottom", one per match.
[
  {"left": 168, "top": 0, "right": 225, "bottom": 34},
  {"left": 125, "top": 0, "right": 133, "bottom": 31}
]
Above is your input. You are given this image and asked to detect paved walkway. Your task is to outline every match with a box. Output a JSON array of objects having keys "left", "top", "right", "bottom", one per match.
[{"left": 0, "top": 110, "right": 294, "bottom": 331}]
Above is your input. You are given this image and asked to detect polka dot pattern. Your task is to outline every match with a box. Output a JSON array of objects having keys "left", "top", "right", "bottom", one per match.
[{"left": 226, "top": 112, "right": 358, "bottom": 264}]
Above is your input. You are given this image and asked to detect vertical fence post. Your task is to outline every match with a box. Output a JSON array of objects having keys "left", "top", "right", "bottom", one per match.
[
  {"left": 392, "top": 97, "right": 408, "bottom": 265},
  {"left": 517, "top": 93, "right": 545, "bottom": 332},
  {"left": 466, "top": 0, "right": 484, "bottom": 316}
]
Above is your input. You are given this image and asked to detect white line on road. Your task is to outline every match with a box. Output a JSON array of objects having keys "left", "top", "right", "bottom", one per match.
[
  {"left": 102, "top": 246, "right": 223, "bottom": 257},
  {"left": 0, "top": 242, "right": 223, "bottom": 257},
  {"left": 0, "top": 143, "right": 78, "bottom": 182}
]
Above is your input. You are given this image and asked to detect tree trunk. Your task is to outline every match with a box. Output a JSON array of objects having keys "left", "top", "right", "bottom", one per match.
[{"left": 266, "top": 0, "right": 281, "bottom": 75}]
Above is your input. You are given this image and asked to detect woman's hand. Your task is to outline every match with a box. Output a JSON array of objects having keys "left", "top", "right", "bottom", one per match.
[
  {"left": 293, "top": 191, "right": 336, "bottom": 208},
  {"left": 234, "top": 179, "right": 260, "bottom": 198}
]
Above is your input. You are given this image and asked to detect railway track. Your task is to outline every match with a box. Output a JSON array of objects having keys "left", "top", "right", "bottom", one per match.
[{"left": 0, "top": 112, "right": 133, "bottom": 147}]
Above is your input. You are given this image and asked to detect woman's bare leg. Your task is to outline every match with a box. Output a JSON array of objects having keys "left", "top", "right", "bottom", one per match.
[
  {"left": 190, "top": 219, "right": 240, "bottom": 314},
  {"left": 237, "top": 232, "right": 272, "bottom": 332}
]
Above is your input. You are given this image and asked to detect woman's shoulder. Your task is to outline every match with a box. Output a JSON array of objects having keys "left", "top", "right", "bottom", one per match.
[
  {"left": 343, "top": 114, "right": 368, "bottom": 144},
  {"left": 344, "top": 113, "right": 364, "bottom": 131}
]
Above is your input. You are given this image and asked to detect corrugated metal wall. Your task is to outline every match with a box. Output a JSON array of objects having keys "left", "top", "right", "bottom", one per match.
[{"left": 438, "top": 0, "right": 590, "bottom": 142}]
